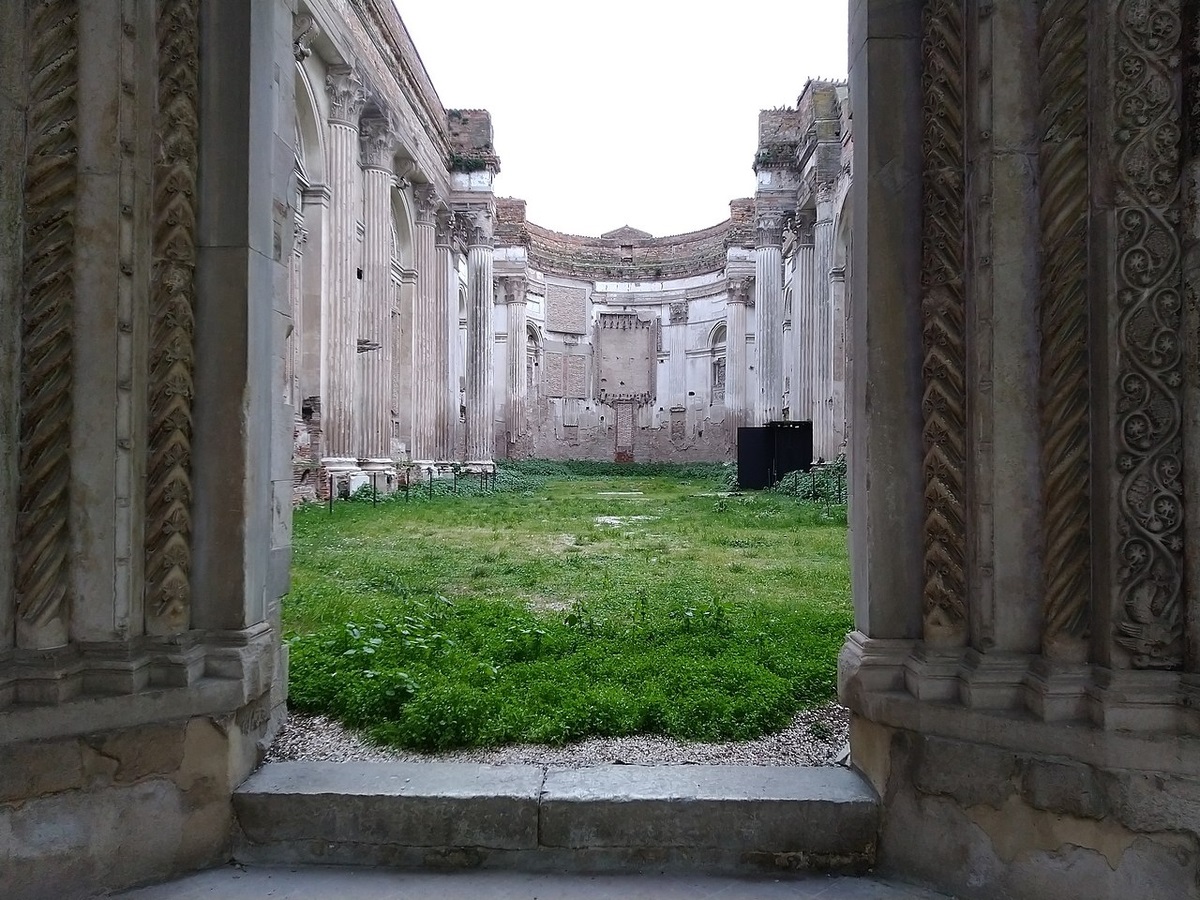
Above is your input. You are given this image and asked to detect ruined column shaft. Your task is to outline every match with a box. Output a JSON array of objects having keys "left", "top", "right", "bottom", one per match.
[
  {"left": 794, "top": 229, "right": 816, "bottom": 425},
  {"left": 754, "top": 216, "right": 784, "bottom": 426},
  {"left": 410, "top": 187, "right": 438, "bottom": 463},
  {"left": 814, "top": 216, "right": 834, "bottom": 457},
  {"left": 321, "top": 69, "right": 366, "bottom": 464},
  {"left": 505, "top": 285, "right": 527, "bottom": 443},
  {"left": 725, "top": 286, "right": 749, "bottom": 431},
  {"left": 465, "top": 219, "right": 494, "bottom": 464},
  {"left": 433, "top": 223, "right": 454, "bottom": 462},
  {"left": 359, "top": 119, "right": 395, "bottom": 464},
  {"left": 829, "top": 268, "right": 847, "bottom": 453}
]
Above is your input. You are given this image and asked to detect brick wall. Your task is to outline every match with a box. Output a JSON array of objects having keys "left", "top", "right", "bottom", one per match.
[{"left": 493, "top": 198, "right": 757, "bottom": 279}]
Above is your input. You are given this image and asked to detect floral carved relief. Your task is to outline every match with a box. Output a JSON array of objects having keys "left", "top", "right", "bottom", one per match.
[{"left": 1111, "top": 0, "right": 1186, "bottom": 667}]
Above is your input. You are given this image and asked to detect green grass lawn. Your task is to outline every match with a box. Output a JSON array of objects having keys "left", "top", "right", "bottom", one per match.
[{"left": 284, "top": 462, "right": 852, "bottom": 751}]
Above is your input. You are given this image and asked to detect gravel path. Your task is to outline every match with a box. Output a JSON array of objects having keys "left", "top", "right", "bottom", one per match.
[{"left": 266, "top": 702, "right": 850, "bottom": 768}]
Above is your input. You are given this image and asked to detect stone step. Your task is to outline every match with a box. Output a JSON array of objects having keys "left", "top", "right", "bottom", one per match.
[{"left": 233, "top": 761, "right": 880, "bottom": 874}]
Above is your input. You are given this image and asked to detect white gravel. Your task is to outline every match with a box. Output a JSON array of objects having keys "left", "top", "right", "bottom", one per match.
[{"left": 265, "top": 702, "right": 850, "bottom": 768}]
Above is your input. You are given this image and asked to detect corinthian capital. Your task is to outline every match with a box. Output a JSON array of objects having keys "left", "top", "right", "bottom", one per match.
[
  {"left": 754, "top": 212, "right": 785, "bottom": 249},
  {"left": 326, "top": 67, "right": 368, "bottom": 126},
  {"left": 464, "top": 208, "right": 493, "bottom": 248},
  {"left": 413, "top": 184, "right": 440, "bottom": 226},
  {"left": 360, "top": 116, "right": 397, "bottom": 172},
  {"left": 727, "top": 278, "right": 751, "bottom": 304},
  {"left": 502, "top": 276, "right": 527, "bottom": 304}
]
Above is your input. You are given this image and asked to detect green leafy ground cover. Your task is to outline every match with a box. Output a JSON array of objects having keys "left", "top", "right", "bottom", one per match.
[{"left": 286, "top": 462, "right": 851, "bottom": 751}]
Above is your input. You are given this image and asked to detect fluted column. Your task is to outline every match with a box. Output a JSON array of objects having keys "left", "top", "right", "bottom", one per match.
[
  {"left": 754, "top": 212, "right": 785, "bottom": 425},
  {"left": 410, "top": 185, "right": 439, "bottom": 463},
  {"left": 322, "top": 67, "right": 367, "bottom": 465},
  {"left": 829, "top": 266, "right": 847, "bottom": 453},
  {"left": 464, "top": 211, "right": 495, "bottom": 465},
  {"left": 794, "top": 215, "right": 816, "bottom": 425},
  {"left": 359, "top": 116, "right": 396, "bottom": 464},
  {"left": 725, "top": 278, "right": 750, "bottom": 431},
  {"left": 504, "top": 277, "right": 528, "bottom": 446},
  {"left": 433, "top": 212, "right": 455, "bottom": 462},
  {"left": 813, "top": 212, "right": 835, "bottom": 457}
]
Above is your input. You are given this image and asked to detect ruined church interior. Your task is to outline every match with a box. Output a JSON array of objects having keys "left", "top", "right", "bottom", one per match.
[{"left": 0, "top": 1, "right": 1198, "bottom": 898}]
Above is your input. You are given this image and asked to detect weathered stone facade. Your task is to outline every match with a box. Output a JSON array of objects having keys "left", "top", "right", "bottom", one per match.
[
  {"left": 493, "top": 82, "right": 854, "bottom": 463},
  {"left": 841, "top": 2, "right": 1200, "bottom": 897}
]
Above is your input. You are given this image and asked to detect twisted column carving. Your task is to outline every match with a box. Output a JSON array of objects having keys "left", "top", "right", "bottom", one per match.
[
  {"left": 16, "top": 0, "right": 80, "bottom": 649},
  {"left": 1110, "top": 0, "right": 1185, "bottom": 668},
  {"left": 1038, "top": 0, "right": 1091, "bottom": 655},
  {"left": 145, "top": 0, "right": 199, "bottom": 635},
  {"left": 919, "top": 0, "right": 968, "bottom": 644}
]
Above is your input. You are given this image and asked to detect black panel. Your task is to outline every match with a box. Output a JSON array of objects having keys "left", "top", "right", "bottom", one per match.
[
  {"left": 770, "top": 420, "right": 813, "bottom": 477},
  {"left": 736, "top": 427, "right": 773, "bottom": 489}
]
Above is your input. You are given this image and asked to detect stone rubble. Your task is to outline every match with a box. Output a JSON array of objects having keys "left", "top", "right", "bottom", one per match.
[{"left": 266, "top": 702, "right": 850, "bottom": 769}]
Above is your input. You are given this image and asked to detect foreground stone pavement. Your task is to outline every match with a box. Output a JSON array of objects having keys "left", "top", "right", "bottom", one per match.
[{"left": 116, "top": 865, "right": 954, "bottom": 900}]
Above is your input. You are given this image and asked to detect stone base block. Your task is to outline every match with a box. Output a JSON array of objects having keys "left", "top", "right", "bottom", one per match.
[
  {"left": 850, "top": 716, "right": 1200, "bottom": 900},
  {"left": 2, "top": 692, "right": 278, "bottom": 900}
]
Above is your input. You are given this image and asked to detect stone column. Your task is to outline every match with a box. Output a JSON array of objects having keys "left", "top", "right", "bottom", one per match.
[
  {"left": 504, "top": 277, "right": 528, "bottom": 447},
  {"left": 793, "top": 214, "right": 816, "bottom": 426},
  {"left": 464, "top": 211, "right": 495, "bottom": 466},
  {"left": 753, "top": 212, "right": 784, "bottom": 425},
  {"left": 410, "top": 185, "right": 439, "bottom": 464},
  {"left": 814, "top": 210, "right": 835, "bottom": 457},
  {"left": 358, "top": 116, "right": 396, "bottom": 466},
  {"left": 320, "top": 67, "right": 367, "bottom": 466},
  {"left": 725, "top": 278, "right": 750, "bottom": 431},
  {"left": 829, "top": 265, "right": 847, "bottom": 453},
  {"left": 434, "top": 212, "right": 455, "bottom": 462}
]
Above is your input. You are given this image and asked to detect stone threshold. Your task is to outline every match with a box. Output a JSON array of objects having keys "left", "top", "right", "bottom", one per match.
[{"left": 233, "top": 761, "right": 879, "bottom": 875}]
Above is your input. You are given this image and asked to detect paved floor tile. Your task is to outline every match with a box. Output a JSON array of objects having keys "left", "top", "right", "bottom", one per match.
[{"left": 116, "top": 865, "right": 955, "bottom": 899}]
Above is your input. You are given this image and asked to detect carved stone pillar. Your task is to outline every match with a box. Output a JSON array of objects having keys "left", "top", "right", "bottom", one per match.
[
  {"left": 320, "top": 67, "right": 366, "bottom": 466},
  {"left": 359, "top": 116, "right": 396, "bottom": 466},
  {"left": 434, "top": 212, "right": 455, "bottom": 462},
  {"left": 410, "top": 185, "right": 439, "bottom": 463},
  {"left": 813, "top": 211, "right": 835, "bottom": 458},
  {"left": 464, "top": 210, "right": 495, "bottom": 465},
  {"left": 829, "top": 265, "right": 847, "bottom": 453},
  {"left": 793, "top": 214, "right": 816, "bottom": 427},
  {"left": 725, "top": 279, "right": 750, "bottom": 432},
  {"left": 753, "top": 212, "right": 784, "bottom": 426},
  {"left": 504, "top": 277, "right": 528, "bottom": 446}
]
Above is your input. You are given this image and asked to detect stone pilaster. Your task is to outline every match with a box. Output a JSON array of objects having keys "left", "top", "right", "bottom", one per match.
[
  {"left": 321, "top": 67, "right": 367, "bottom": 466},
  {"left": 358, "top": 115, "right": 396, "bottom": 466},
  {"left": 464, "top": 210, "right": 495, "bottom": 465},
  {"left": 725, "top": 278, "right": 750, "bottom": 431},
  {"left": 434, "top": 212, "right": 455, "bottom": 462},
  {"left": 753, "top": 212, "right": 784, "bottom": 425},
  {"left": 503, "top": 277, "right": 528, "bottom": 445},
  {"left": 793, "top": 214, "right": 816, "bottom": 427},
  {"left": 410, "top": 185, "right": 439, "bottom": 463}
]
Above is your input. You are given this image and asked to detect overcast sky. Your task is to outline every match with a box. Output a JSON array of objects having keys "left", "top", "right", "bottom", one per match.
[{"left": 394, "top": 1, "right": 848, "bottom": 238}]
